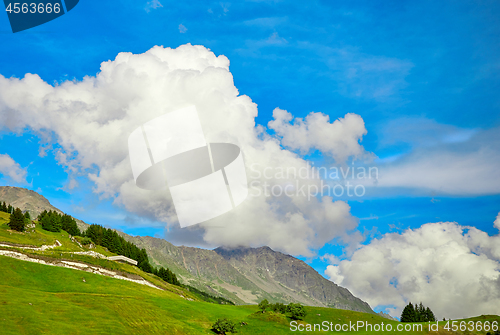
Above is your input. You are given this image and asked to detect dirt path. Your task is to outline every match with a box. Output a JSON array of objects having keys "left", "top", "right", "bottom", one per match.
[{"left": 0, "top": 239, "right": 62, "bottom": 251}]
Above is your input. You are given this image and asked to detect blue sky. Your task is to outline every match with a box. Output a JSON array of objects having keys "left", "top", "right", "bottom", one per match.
[{"left": 1, "top": 0, "right": 499, "bottom": 317}]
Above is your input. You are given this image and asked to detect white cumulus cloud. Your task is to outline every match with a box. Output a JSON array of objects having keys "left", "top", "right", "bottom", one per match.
[
  {"left": 268, "top": 108, "right": 367, "bottom": 163},
  {"left": 0, "top": 154, "right": 27, "bottom": 184},
  {"left": 325, "top": 220, "right": 500, "bottom": 319},
  {"left": 0, "top": 44, "right": 367, "bottom": 256}
]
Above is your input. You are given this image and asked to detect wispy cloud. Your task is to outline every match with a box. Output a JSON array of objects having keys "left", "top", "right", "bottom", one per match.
[
  {"left": 243, "top": 16, "right": 288, "bottom": 29},
  {"left": 372, "top": 121, "right": 500, "bottom": 196},
  {"left": 297, "top": 42, "right": 414, "bottom": 100},
  {"left": 144, "top": 0, "right": 163, "bottom": 13},
  {"left": 178, "top": 24, "right": 187, "bottom": 33}
]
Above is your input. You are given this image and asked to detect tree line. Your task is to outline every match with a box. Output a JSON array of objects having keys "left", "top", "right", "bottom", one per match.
[
  {"left": 1, "top": 201, "right": 14, "bottom": 214},
  {"left": 83, "top": 224, "right": 181, "bottom": 286},
  {"left": 35, "top": 214, "right": 181, "bottom": 287},
  {"left": 2, "top": 201, "right": 182, "bottom": 288},
  {"left": 37, "top": 210, "right": 80, "bottom": 236},
  {"left": 400, "top": 302, "right": 436, "bottom": 322}
]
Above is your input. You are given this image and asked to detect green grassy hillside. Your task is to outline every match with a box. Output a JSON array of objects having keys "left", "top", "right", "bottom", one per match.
[
  {"left": 0, "top": 255, "right": 405, "bottom": 335},
  {"left": 1, "top": 211, "right": 499, "bottom": 334}
]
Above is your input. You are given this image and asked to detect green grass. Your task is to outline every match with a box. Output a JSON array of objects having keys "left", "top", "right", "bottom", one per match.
[
  {"left": 0, "top": 212, "right": 59, "bottom": 247},
  {"left": 2, "top": 256, "right": 498, "bottom": 335},
  {"left": 1, "top": 210, "right": 499, "bottom": 334}
]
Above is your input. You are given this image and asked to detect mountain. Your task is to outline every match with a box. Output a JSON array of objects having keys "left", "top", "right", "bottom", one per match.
[
  {"left": 0, "top": 186, "right": 89, "bottom": 232},
  {"left": 0, "top": 186, "right": 374, "bottom": 314}
]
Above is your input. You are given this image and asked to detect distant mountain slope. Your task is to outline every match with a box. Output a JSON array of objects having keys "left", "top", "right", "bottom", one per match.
[
  {"left": 215, "top": 246, "right": 372, "bottom": 312},
  {"left": 119, "top": 235, "right": 373, "bottom": 314},
  {"left": 0, "top": 186, "right": 374, "bottom": 314},
  {"left": 0, "top": 186, "right": 58, "bottom": 217},
  {"left": 0, "top": 186, "right": 89, "bottom": 232}
]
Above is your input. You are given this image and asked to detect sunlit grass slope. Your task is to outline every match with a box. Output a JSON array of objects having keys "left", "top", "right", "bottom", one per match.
[{"left": 1, "top": 211, "right": 499, "bottom": 334}]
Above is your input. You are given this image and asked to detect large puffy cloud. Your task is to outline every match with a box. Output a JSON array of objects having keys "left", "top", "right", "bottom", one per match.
[
  {"left": 0, "top": 44, "right": 366, "bottom": 256},
  {"left": 0, "top": 154, "right": 27, "bottom": 184},
  {"left": 326, "top": 220, "right": 500, "bottom": 319},
  {"left": 268, "top": 108, "right": 367, "bottom": 162}
]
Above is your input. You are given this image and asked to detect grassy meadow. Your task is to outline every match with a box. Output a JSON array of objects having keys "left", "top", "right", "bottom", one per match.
[{"left": 0, "top": 211, "right": 499, "bottom": 334}]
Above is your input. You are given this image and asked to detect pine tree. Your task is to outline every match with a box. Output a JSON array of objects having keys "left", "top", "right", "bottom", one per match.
[
  {"left": 37, "top": 210, "right": 48, "bottom": 222},
  {"left": 41, "top": 215, "right": 53, "bottom": 232},
  {"left": 8, "top": 208, "right": 25, "bottom": 232},
  {"left": 416, "top": 302, "right": 425, "bottom": 321},
  {"left": 401, "top": 302, "right": 416, "bottom": 322},
  {"left": 61, "top": 214, "right": 80, "bottom": 236},
  {"left": 24, "top": 211, "right": 31, "bottom": 223},
  {"left": 424, "top": 307, "right": 436, "bottom": 322},
  {"left": 171, "top": 272, "right": 180, "bottom": 286},
  {"left": 1, "top": 201, "right": 7, "bottom": 212},
  {"left": 49, "top": 211, "right": 61, "bottom": 231}
]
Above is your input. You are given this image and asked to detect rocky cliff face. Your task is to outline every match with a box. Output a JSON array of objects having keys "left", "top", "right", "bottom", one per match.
[
  {"left": 120, "top": 234, "right": 373, "bottom": 313},
  {"left": 0, "top": 186, "right": 58, "bottom": 217},
  {"left": 0, "top": 186, "right": 374, "bottom": 314},
  {"left": 214, "top": 246, "right": 372, "bottom": 312}
]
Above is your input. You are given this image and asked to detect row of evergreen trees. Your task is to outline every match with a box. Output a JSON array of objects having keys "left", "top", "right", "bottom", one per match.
[
  {"left": 2, "top": 201, "right": 181, "bottom": 288},
  {"left": 400, "top": 302, "right": 436, "bottom": 322},
  {"left": 83, "top": 224, "right": 181, "bottom": 287},
  {"left": 154, "top": 266, "right": 180, "bottom": 286},
  {"left": 37, "top": 210, "right": 81, "bottom": 236},
  {"left": 1, "top": 201, "right": 14, "bottom": 214}
]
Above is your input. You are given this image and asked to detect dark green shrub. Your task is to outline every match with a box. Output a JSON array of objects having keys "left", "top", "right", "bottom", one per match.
[
  {"left": 212, "top": 318, "right": 237, "bottom": 334},
  {"left": 286, "top": 303, "right": 307, "bottom": 320},
  {"left": 258, "top": 299, "right": 269, "bottom": 313}
]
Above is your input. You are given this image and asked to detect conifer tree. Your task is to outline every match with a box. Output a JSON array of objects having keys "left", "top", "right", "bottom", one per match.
[
  {"left": 41, "top": 215, "right": 53, "bottom": 232},
  {"left": 425, "top": 307, "right": 436, "bottom": 322},
  {"left": 61, "top": 214, "right": 80, "bottom": 236},
  {"left": 8, "top": 208, "right": 25, "bottom": 232},
  {"left": 401, "top": 302, "right": 436, "bottom": 322},
  {"left": 400, "top": 302, "right": 416, "bottom": 322},
  {"left": 24, "top": 211, "right": 31, "bottom": 223}
]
